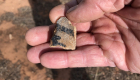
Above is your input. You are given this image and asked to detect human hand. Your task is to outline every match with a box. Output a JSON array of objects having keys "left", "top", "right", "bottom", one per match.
[{"left": 26, "top": 0, "right": 140, "bottom": 73}]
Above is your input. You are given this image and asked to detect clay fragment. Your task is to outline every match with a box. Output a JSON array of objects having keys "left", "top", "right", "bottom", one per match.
[{"left": 50, "top": 17, "right": 76, "bottom": 50}]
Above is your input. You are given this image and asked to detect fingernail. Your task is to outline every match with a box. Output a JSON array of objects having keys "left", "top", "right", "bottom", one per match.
[{"left": 67, "top": 5, "right": 77, "bottom": 13}]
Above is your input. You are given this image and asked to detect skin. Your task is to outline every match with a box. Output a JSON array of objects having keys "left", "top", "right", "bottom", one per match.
[{"left": 25, "top": 0, "right": 140, "bottom": 73}]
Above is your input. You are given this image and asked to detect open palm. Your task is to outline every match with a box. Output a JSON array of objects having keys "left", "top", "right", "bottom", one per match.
[{"left": 26, "top": 0, "right": 140, "bottom": 73}]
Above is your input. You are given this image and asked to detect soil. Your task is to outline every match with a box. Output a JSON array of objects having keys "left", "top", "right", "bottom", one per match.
[{"left": 0, "top": 0, "right": 140, "bottom": 80}]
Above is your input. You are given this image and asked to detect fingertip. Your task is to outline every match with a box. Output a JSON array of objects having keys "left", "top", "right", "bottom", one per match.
[
  {"left": 27, "top": 47, "right": 40, "bottom": 63},
  {"left": 25, "top": 26, "right": 54, "bottom": 46},
  {"left": 49, "top": 4, "right": 69, "bottom": 23},
  {"left": 40, "top": 52, "right": 68, "bottom": 68},
  {"left": 25, "top": 27, "right": 40, "bottom": 46},
  {"left": 27, "top": 43, "right": 63, "bottom": 65},
  {"left": 40, "top": 53, "right": 51, "bottom": 68}
]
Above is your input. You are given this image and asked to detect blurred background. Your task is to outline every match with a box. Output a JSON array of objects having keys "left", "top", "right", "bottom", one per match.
[{"left": 0, "top": 0, "right": 140, "bottom": 80}]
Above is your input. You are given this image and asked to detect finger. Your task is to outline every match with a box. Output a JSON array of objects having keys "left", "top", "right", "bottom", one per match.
[
  {"left": 76, "top": 33, "right": 96, "bottom": 47},
  {"left": 40, "top": 45, "right": 110, "bottom": 68},
  {"left": 49, "top": 4, "right": 91, "bottom": 31},
  {"left": 25, "top": 25, "right": 55, "bottom": 46},
  {"left": 66, "top": 0, "right": 124, "bottom": 23},
  {"left": 27, "top": 33, "right": 96, "bottom": 64},
  {"left": 131, "top": 0, "right": 140, "bottom": 8},
  {"left": 116, "top": 6, "right": 140, "bottom": 22},
  {"left": 26, "top": 23, "right": 91, "bottom": 46},
  {"left": 49, "top": 4, "right": 69, "bottom": 23},
  {"left": 94, "top": 33, "right": 128, "bottom": 71},
  {"left": 72, "top": 22, "right": 91, "bottom": 33},
  {"left": 27, "top": 43, "right": 49, "bottom": 63},
  {"left": 49, "top": 0, "right": 82, "bottom": 23},
  {"left": 27, "top": 33, "right": 96, "bottom": 63},
  {"left": 27, "top": 43, "right": 62, "bottom": 63},
  {"left": 49, "top": 0, "right": 82, "bottom": 22}
]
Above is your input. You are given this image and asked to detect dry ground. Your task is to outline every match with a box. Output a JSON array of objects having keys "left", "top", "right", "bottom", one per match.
[{"left": 0, "top": 0, "right": 140, "bottom": 80}]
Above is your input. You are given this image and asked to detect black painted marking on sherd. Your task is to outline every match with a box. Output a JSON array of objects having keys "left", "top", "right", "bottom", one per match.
[
  {"left": 56, "top": 24, "right": 74, "bottom": 37},
  {"left": 51, "top": 35, "right": 66, "bottom": 47}
]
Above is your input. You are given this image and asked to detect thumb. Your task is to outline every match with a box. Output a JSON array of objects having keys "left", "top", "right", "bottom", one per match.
[{"left": 66, "top": 0, "right": 124, "bottom": 23}]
